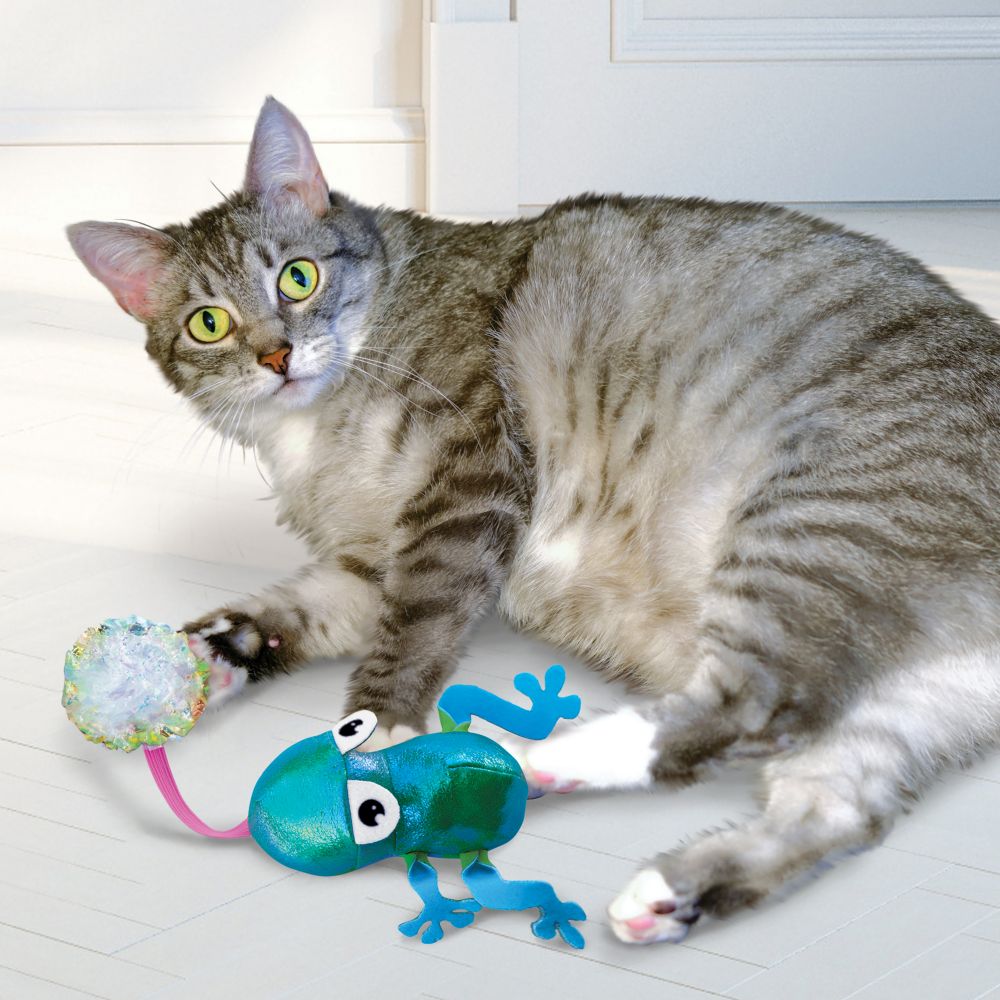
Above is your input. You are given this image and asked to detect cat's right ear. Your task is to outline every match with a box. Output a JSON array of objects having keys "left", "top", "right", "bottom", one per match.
[{"left": 66, "top": 222, "right": 172, "bottom": 323}]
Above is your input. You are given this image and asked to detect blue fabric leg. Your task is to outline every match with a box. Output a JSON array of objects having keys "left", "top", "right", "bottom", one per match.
[
  {"left": 460, "top": 854, "right": 586, "bottom": 949},
  {"left": 438, "top": 665, "right": 581, "bottom": 738},
  {"left": 398, "top": 854, "right": 481, "bottom": 944}
]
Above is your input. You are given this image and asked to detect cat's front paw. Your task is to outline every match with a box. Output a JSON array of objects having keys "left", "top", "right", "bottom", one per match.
[
  {"left": 185, "top": 631, "right": 248, "bottom": 709},
  {"left": 182, "top": 608, "right": 298, "bottom": 689},
  {"left": 608, "top": 869, "right": 701, "bottom": 945}
]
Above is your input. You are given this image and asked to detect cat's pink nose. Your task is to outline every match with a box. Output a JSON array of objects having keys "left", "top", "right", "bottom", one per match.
[{"left": 259, "top": 344, "right": 291, "bottom": 375}]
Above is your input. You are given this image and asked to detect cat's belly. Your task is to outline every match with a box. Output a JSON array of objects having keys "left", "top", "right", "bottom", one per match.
[{"left": 498, "top": 476, "right": 709, "bottom": 693}]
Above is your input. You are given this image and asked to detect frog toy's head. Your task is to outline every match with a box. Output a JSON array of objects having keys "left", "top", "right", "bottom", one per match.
[{"left": 248, "top": 710, "right": 401, "bottom": 876}]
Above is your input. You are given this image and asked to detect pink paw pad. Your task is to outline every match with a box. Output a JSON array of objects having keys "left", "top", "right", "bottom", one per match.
[
  {"left": 554, "top": 780, "right": 582, "bottom": 794},
  {"left": 625, "top": 915, "right": 656, "bottom": 932}
]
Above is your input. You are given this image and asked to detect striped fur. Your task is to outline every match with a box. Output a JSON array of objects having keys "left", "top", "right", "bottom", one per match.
[{"left": 68, "top": 100, "right": 1000, "bottom": 940}]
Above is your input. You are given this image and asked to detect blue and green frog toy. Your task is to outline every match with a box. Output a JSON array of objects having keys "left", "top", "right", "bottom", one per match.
[{"left": 248, "top": 666, "right": 587, "bottom": 948}]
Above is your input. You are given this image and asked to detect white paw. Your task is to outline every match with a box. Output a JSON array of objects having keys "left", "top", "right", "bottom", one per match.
[
  {"left": 608, "top": 869, "right": 700, "bottom": 945},
  {"left": 516, "top": 708, "right": 658, "bottom": 794},
  {"left": 186, "top": 633, "right": 249, "bottom": 710},
  {"left": 363, "top": 723, "right": 422, "bottom": 751}
]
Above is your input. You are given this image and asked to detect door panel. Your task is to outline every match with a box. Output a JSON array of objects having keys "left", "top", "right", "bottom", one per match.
[
  {"left": 518, "top": 0, "right": 1000, "bottom": 206},
  {"left": 422, "top": 0, "right": 1000, "bottom": 214}
]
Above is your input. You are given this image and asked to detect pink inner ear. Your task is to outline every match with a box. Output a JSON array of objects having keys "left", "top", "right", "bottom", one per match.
[
  {"left": 67, "top": 222, "right": 171, "bottom": 322},
  {"left": 108, "top": 270, "right": 157, "bottom": 318}
]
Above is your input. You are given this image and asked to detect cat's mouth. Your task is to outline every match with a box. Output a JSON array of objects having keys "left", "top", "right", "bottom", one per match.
[{"left": 271, "top": 373, "right": 325, "bottom": 408}]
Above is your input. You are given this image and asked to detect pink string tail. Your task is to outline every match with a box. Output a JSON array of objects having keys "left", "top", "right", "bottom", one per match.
[{"left": 143, "top": 745, "right": 250, "bottom": 839}]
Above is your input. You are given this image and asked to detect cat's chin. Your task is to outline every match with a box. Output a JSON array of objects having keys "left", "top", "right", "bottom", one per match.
[{"left": 270, "top": 375, "right": 328, "bottom": 409}]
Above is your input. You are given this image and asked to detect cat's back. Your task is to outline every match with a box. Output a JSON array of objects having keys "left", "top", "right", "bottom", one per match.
[{"left": 495, "top": 192, "right": 998, "bottom": 458}]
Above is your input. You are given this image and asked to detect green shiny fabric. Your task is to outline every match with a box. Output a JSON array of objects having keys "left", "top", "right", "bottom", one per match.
[{"left": 378, "top": 733, "right": 526, "bottom": 858}]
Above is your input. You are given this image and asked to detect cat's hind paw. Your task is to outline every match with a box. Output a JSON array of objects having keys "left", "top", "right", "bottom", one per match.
[{"left": 608, "top": 869, "right": 701, "bottom": 945}]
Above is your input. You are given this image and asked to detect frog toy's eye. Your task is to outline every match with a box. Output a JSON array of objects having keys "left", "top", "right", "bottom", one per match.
[
  {"left": 278, "top": 259, "right": 318, "bottom": 301},
  {"left": 346, "top": 780, "right": 400, "bottom": 845},
  {"left": 332, "top": 709, "right": 378, "bottom": 753},
  {"left": 187, "top": 306, "right": 232, "bottom": 343}
]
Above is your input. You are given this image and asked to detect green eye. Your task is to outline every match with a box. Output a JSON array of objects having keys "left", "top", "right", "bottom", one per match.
[
  {"left": 278, "top": 259, "right": 318, "bottom": 301},
  {"left": 188, "top": 306, "right": 232, "bottom": 343}
]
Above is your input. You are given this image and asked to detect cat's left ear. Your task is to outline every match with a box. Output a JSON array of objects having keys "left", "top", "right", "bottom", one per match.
[
  {"left": 244, "top": 96, "right": 330, "bottom": 217},
  {"left": 66, "top": 221, "right": 172, "bottom": 322}
]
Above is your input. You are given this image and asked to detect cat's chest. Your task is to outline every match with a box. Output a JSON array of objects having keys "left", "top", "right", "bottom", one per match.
[
  {"left": 265, "top": 411, "right": 318, "bottom": 487},
  {"left": 260, "top": 399, "right": 433, "bottom": 550}
]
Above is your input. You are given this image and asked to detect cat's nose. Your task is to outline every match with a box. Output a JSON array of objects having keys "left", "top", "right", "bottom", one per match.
[{"left": 259, "top": 344, "right": 291, "bottom": 376}]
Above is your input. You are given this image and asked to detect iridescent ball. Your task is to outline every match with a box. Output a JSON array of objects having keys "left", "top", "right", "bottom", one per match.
[{"left": 62, "top": 616, "right": 209, "bottom": 752}]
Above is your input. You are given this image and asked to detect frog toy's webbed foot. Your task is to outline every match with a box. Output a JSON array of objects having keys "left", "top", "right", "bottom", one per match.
[
  {"left": 438, "top": 664, "right": 581, "bottom": 740},
  {"left": 399, "top": 854, "right": 481, "bottom": 944},
  {"left": 460, "top": 851, "right": 586, "bottom": 949}
]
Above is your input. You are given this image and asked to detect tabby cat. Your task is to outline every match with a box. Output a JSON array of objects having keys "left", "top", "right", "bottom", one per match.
[{"left": 67, "top": 98, "right": 1000, "bottom": 944}]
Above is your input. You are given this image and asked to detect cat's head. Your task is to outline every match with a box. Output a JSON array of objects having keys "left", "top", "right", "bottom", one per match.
[{"left": 67, "top": 98, "right": 385, "bottom": 428}]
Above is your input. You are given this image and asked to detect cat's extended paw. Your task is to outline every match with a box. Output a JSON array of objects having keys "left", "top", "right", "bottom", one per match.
[
  {"left": 182, "top": 608, "right": 298, "bottom": 685},
  {"left": 185, "top": 632, "right": 248, "bottom": 709},
  {"left": 502, "top": 738, "right": 584, "bottom": 796},
  {"left": 608, "top": 869, "right": 701, "bottom": 945},
  {"left": 514, "top": 708, "right": 658, "bottom": 795}
]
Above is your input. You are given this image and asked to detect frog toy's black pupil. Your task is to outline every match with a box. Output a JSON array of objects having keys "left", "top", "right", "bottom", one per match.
[
  {"left": 358, "top": 799, "right": 385, "bottom": 827},
  {"left": 339, "top": 718, "right": 363, "bottom": 737},
  {"left": 202, "top": 310, "right": 215, "bottom": 333},
  {"left": 291, "top": 265, "right": 307, "bottom": 288}
]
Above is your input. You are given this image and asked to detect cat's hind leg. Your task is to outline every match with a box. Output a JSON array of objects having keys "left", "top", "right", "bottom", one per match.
[
  {"left": 516, "top": 636, "right": 779, "bottom": 795},
  {"left": 610, "top": 648, "right": 1000, "bottom": 943},
  {"left": 183, "top": 558, "right": 379, "bottom": 702}
]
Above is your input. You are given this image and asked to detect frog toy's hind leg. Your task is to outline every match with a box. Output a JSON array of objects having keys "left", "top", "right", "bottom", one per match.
[
  {"left": 460, "top": 850, "right": 586, "bottom": 949},
  {"left": 399, "top": 853, "right": 482, "bottom": 944}
]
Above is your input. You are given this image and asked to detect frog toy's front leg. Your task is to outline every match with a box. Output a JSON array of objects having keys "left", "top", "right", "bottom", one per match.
[
  {"left": 460, "top": 851, "right": 586, "bottom": 949},
  {"left": 438, "top": 665, "right": 581, "bottom": 738},
  {"left": 398, "top": 853, "right": 482, "bottom": 944}
]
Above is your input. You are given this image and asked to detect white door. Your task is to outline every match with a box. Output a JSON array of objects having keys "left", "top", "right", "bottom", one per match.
[{"left": 424, "top": 0, "right": 1000, "bottom": 216}]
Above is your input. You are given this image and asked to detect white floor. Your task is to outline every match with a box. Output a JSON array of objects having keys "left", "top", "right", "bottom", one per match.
[{"left": 3, "top": 204, "right": 1000, "bottom": 1000}]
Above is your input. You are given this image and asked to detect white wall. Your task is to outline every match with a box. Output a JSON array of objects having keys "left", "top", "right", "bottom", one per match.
[
  {"left": 1, "top": 0, "right": 426, "bottom": 297},
  {"left": 3, "top": 0, "right": 423, "bottom": 111}
]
